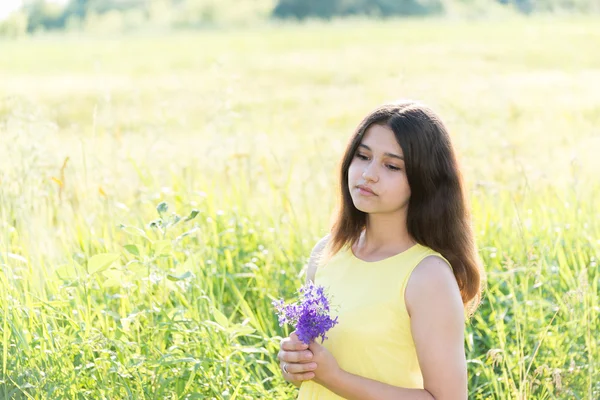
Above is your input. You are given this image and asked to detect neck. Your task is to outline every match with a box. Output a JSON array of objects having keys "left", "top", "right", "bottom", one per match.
[{"left": 360, "top": 209, "right": 415, "bottom": 252}]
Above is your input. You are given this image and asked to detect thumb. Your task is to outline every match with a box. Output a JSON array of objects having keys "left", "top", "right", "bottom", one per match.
[{"left": 308, "top": 340, "right": 322, "bottom": 352}]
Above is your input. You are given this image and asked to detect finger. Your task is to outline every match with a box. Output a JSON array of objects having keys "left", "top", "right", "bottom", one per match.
[
  {"left": 290, "top": 332, "right": 309, "bottom": 348},
  {"left": 281, "top": 337, "right": 309, "bottom": 351},
  {"left": 281, "top": 361, "right": 316, "bottom": 382},
  {"left": 279, "top": 349, "right": 314, "bottom": 363},
  {"left": 287, "top": 371, "right": 315, "bottom": 382},
  {"left": 282, "top": 361, "right": 317, "bottom": 375},
  {"left": 308, "top": 340, "right": 321, "bottom": 352},
  {"left": 278, "top": 349, "right": 307, "bottom": 363}
]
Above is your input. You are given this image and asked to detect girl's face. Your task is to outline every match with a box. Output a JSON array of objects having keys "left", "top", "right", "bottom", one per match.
[{"left": 348, "top": 124, "right": 411, "bottom": 215}]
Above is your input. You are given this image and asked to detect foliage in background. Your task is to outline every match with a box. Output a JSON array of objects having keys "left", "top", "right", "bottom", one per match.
[
  {"left": 2, "top": 0, "right": 600, "bottom": 37},
  {"left": 272, "top": 0, "right": 444, "bottom": 18}
]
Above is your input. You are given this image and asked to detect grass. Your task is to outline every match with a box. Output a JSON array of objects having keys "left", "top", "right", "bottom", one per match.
[{"left": 0, "top": 16, "right": 599, "bottom": 399}]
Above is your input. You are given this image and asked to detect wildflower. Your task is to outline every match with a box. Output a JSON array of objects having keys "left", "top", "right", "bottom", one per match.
[{"left": 273, "top": 281, "right": 339, "bottom": 345}]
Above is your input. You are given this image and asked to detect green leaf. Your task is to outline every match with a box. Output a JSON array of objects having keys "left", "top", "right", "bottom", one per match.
[
  {"left": 102, "top": 269, "right": 124, "bottom": 287},
  {"left": 229, "top": 325, "right": 256, "bottom": 340},
  {"left": 174, "top": 257, "right": 194, "bottom": 274},
  {"left": 3, "top": 252, "right": 28, "bottom": 264},
  {"left": 124, "top": 244, "right": 140, "bottom": 257},
  {"left": 149, "top": 220, "right": 162, "bottom": 229},
  {"left": 87, "top": 253, "right": 120, "bottom": 275},
  {"left": 55, "top": 263, "right": 79, "bottom": 280},
  {"left": 153, "top": 240, "right": 172, "bottom": 256},
  {"left": 229, "top": 282, "right": 260, "bottom": 334},
  {"left": 168, "top": 215, "right": 182, "bottom": 227},
  {"left": 167, "top": 271, "right": 193, "bottom": 281},
  {"left": 212, "top": 308, "right": 230, "bottom": 328},
  {"left": 161, "top": 357, "right": 198, "bottom": 365},
  {"left": 237, "top": 347, "right": 269, "bottom": 355},
  {"left": 185, "top": 209, "right": 199, "bottom": 221},
  {"left": 119, "top": 224, "right": 150, "bottom": 241},
  {"left": 127, "top": 261, "right": 148, "bottom": 278},
  {"left": 157, "top": 202, "right": 168, "bottom": 215},
  {"left": 175, "top": 227, "right": 199, "bottom": 242}
]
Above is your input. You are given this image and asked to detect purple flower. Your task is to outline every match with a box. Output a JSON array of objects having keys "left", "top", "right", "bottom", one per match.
[{"left": 273, "top": 281, "right": 339, "bottom": 345}]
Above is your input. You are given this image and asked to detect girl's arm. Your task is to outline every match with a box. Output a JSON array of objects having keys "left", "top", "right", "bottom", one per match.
[
  {"left": 318, "top": 369, "right": 435, "bottom": 400},
  {"left": 310, "top": 255, "right": 467, "bottom": 400}
]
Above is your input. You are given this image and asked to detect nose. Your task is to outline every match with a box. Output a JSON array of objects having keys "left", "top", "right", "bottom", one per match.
[{"left": 362, "top": 163, "right": 379, "bottom": 183}]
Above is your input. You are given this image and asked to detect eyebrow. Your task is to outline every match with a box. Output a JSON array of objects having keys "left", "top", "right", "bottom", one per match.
[{"left": 358, "top": 144, "right": 404, "bottom": 160}]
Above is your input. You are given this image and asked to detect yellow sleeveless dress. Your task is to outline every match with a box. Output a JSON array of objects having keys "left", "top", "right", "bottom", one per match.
[{"left": 297, "top": 242, "right": 450, "bottom": 399}]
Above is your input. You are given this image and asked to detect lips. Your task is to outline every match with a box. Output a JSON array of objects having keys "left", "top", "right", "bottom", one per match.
[{"left": 356, "top": 184, "right": 376, "bottom": 196}]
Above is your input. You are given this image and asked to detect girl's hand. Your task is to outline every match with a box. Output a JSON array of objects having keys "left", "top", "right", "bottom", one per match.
[
  {"left": 308, "top": 340, "right": 343, "bottom": 388},
  {"left": 278, "top": 332, "right": 317, "bottom": 384}
]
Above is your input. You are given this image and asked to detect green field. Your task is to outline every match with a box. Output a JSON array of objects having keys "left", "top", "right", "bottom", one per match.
[{"left": 1, "top": 17, "right": 599, "bottom": 399}]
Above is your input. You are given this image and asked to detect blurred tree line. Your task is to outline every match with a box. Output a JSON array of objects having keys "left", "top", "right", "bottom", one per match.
[
  {"left": 1, "top": 0, "right": 599, "bottom": 37},
  {"left": 0, "top": 0, "right": 275, "bottom": 36},
  {"left": 273, "top": 0, "right": 600, "bottom": 17}
]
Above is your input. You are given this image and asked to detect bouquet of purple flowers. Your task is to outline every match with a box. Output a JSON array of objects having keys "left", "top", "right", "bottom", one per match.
[{"left": 273, "top": 281, "right": 339, "bottom": 345}]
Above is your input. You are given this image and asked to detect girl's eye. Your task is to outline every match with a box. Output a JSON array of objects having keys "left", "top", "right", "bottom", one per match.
[
  {"left": 356, "top": 153, "right": 369, "bottom": 161},
  {"left": 387, "top": 165, "right": 401, "bottom": 171}
]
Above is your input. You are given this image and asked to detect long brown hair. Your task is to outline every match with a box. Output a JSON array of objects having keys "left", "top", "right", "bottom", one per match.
[{"left": 328, "top": 100, "right": 484, "bottom": 313}]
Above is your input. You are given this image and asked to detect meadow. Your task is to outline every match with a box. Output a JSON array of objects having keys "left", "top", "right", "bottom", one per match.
[{"left": 0, "top": 16, "right": 599, "bottom": 399}]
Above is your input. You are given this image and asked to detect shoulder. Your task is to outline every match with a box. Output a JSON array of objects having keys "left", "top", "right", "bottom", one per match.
[
  {"left": 405, "top": 255, "right": 463, "bottom": 318},
  {"left": 306, "top": 234, "right": 330, "bottom": 283}
]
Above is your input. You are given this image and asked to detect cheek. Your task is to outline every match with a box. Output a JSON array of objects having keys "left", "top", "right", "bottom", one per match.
[
  {"left": 347, "top": 161, "right": 361, "bottom": 181},
  {"left": 387, "top": 174, "right": 410, "bottom": 197},
  {"left": 400, "top": 178, "right": 411, "bottom": 198}
]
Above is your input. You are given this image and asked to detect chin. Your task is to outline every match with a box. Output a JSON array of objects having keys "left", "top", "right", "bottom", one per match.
[{"left": 351, "top": 198, "right": 377, "bottom": 214}]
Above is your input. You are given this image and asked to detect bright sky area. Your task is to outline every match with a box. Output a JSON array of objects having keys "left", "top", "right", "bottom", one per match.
[{"left": 0, "top": 0, "right": 68, "bottom": 20}]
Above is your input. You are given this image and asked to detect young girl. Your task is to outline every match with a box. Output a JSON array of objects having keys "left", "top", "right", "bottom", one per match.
[{"left": 277, "top": 100, "right": 484, "bottom": 399}]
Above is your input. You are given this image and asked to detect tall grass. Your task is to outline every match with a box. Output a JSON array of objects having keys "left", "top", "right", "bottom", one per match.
[{"left": 1, "top": 17, "right": 599, "bottom": 399}]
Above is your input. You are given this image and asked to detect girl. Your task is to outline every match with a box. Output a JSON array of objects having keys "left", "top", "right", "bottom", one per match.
[{"left": 277, "top": 100, "right": 484, "bottom": 400}]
